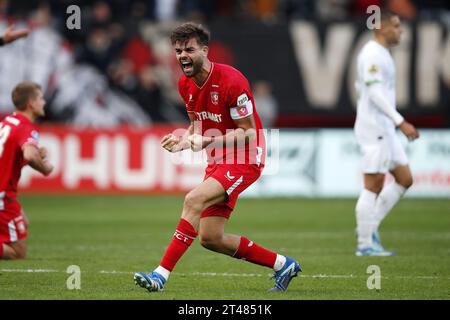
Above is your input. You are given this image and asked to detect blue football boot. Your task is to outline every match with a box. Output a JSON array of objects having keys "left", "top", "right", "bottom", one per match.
[
  {"left": 134, "top": 271, "right": 166, "bottom": 292},
  {"left": 269, "top": 256, "right": 302, "bottom": 291},
  {"left": 355, "top": 246, "right": 395, "bottom": 256},
  {"left": 372, "top": 229, "right": 384, "bottom": 251}
]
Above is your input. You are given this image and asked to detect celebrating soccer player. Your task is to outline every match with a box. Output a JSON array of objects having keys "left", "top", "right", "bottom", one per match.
[
  {"left": 354, "top": 11, "right": 419, "bottom": 256},
  {"left": 0, "top": 82, "right": 54, "bottom": 259},
  {"left": 134, "top": 22, "right": 301, "bottom": 292}
]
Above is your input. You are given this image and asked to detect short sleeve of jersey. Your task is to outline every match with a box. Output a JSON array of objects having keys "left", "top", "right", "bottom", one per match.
[
  {"left": 361, "top": 54, "right": 384, "bottom": 86},
  {"left": 227, "top": 73, "right": 254, "bottom": 120},
  {"left": 17, "top": 125, "right": 39, "bottom": 150}
]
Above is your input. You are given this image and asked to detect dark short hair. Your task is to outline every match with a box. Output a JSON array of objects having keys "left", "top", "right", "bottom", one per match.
[
  {"left": 170, "top": 22, "right": 210, "bottom": 46},
  {"left": 11, "top": 82, "right": 41, "bottom": 111},
  {"left": 380, "top": 10, "right": 398, "bottom": 24}
]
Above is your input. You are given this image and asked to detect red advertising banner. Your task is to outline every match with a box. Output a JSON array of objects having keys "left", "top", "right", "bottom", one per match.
[{"left": 19, "top": 125, "right": 205, "bottom": 194}]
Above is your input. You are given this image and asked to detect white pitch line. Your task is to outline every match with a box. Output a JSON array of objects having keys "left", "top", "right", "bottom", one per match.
[
  {"left": 1, "top": 269, "right": 449, "bottom": 280},
  {"left": 191, "top": 272, "right": 265, "bottom": 277},
  {"left": 0, "top": 268, "right": 59, "bottom": 273}
]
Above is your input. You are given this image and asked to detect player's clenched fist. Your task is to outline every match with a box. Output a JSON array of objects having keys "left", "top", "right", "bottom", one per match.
[
  {"left": 188, "top": 134, "right": 215, "bottom": 152},
  {"left": 161, "top": 134, "right": 182, "bottom": 152},
  {"left": 187, "top": 134, "right": 203, "bottom": 152},
  {"left": 39, "top": 147, "right": 48, "bottom": 159}
]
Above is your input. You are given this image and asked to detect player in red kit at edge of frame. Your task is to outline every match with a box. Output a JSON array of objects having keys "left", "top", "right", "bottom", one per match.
[
  {"left": 134, "top": 22, "right": 301, "bottom": 292},
  {"left": 0, "top": 82, "right": 53, "bottom": 259}
]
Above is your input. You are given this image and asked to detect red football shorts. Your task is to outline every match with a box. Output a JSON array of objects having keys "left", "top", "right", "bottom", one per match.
[
  {"left": 0, "top": 195, "right": 28, "bottom": 244},
  {"left": 201, "top": 164, "right": 263, "bottom": 219}
]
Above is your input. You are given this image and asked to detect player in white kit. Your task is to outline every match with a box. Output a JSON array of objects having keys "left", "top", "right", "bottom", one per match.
[{"left": 354, "top": 11, "right": 419, "bottom": 256}]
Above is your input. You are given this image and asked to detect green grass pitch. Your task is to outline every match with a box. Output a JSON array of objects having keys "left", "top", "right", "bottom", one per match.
[{"left": 0, "top": 195, "right": 449, "bottom": 300}]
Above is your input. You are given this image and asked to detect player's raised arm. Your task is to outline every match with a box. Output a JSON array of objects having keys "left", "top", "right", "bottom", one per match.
[
  {"left": 187, "top": 115, "right": 257, "bottom": 152},
  {"left": 23, "top": 145, "right": 53, "bottom": 176},
  {"left": 161, "top": 121, "right": 194, "bottom": 153}
]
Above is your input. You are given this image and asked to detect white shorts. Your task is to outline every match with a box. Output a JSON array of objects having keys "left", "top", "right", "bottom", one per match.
[{"left": 359, "top": 135, "right": 408, "bottom": 174}]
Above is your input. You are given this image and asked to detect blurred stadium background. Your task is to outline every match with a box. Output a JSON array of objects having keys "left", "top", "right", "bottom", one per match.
[
  {"left": 0, "top": 0, "right": 450, "bottom": 298},
  {"left": 0, "top": 0, "right": 448, "bottom": 197}
]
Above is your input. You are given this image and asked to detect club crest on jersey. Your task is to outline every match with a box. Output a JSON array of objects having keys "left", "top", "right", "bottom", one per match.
[{"left": 210, "top": 91, "right": 219, "bottom": 105}]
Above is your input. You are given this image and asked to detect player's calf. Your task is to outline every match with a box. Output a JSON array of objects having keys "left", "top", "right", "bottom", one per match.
[
  {"left": 198, "top": 233, "right": 236, "bottom": 256},
  {"left": 199, "top": 233, "right": 220, "bottom": 251}
]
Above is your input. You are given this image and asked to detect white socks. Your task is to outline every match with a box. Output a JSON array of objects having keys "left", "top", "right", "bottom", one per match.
[
  {"left": 273, "top": 254, "right": 286, "bottom": 272},
  {"left": 374, "top": 182, "right": 406, "bottom": 229},
  {"left": 356, "top": 189, "right": 378, "bottom": 249},
  {"left": 154, "top": 265, "right": 171, "bottom": 280},
  {"left": 356, "top": 183, "right": 407, "bottom": 249}
]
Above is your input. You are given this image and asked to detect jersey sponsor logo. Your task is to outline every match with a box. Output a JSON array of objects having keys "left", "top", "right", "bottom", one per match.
[
  {"left": 368, "top": 64, "right": 379, "bottom": 74},
  {"left": 210, "top": 91, "right": 219, "bottom": 105},
  {"left": 193, "top": 111, "right": 222, "bottom": 123},
  {"left": 237, "top": 93, "right": 249, "bottom": 106}
]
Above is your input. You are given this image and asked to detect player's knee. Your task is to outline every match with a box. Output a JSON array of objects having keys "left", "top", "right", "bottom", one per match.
[
  {"left": 399, "top": 175, "right": 413, "bottom": 189},
  {"left": 366, "top": 185, "right": 383, "bottom": 194},
  {"left": 13, "top": 246, "right": 27, "bottom": 259},
  {"left": 4, "top": 248, "right": 26, "bottom": 260},
  {"left": 184, "top": 192, "right": 205, "bottom": 214},
  {"left": 9, "top": 243, "right": 27, "bottom": 260},
  {"left": 15, "top": 250, "right": 26, "bottom": 259}
]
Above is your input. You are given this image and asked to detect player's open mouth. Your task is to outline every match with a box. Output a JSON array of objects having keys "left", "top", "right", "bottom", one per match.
[{"left": 181, "top": 60, "right": 193, "bottom": 73}]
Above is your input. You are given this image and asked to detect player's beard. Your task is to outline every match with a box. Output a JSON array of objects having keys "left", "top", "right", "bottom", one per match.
[
  {"left": 182, "top": 59, "right": 203, "bottom": 77},
  {"left": 388, "top": 31, "right": 401, "bottom": 46}
]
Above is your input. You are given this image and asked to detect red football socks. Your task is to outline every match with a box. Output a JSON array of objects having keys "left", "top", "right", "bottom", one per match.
[
  {"left": 233, "top": 236, "right": 277, "bottom": 268},
  {"left": 159, "top": 218, "right": 198, "bottom": 271},
  {"left": 0, "top": 242, "right": 4, "bottom": 259}
]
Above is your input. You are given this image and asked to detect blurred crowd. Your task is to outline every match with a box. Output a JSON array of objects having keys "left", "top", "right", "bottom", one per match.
[
  {"left": 0, "top": 0, "right": 449, "bottom": 127},
  {"left": 17, "top": 0, "right": 447, "bottom": 25}
]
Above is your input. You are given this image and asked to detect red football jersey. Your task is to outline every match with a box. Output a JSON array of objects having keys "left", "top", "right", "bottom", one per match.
[
  {"left": 178, "top": 63, "right": 265, "bottom": 165},
  {"left": 0, "top": 113, "right": 39, "bottom": 196}
]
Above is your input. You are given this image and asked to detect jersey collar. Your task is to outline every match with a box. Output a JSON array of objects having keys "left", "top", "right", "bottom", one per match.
[{"left": 193, "top": 62, "right": 214, "bottom": 90}]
